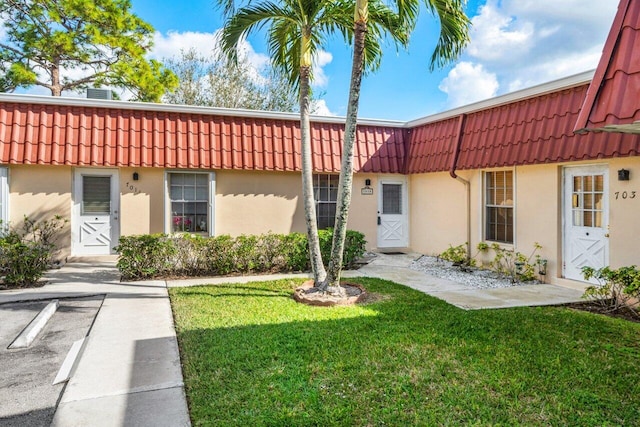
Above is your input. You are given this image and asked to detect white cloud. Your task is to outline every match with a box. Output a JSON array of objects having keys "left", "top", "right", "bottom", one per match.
[
  {"left": 467, "top": 4, "right": 535, "bottom": 62},
  {"left": 151, "top": 31, "right": 221, "bottom": 60},
  {"left": 439, "top": 0, "right": 618, "bottom": 105},
  {"left": 438, "top": 62, "right": 498, "bottom": 107},
  {"left": 312, "top": 50, "right": 333, "bottom": 88},
  {"left": 311, "top": 99, "right": 336, "bottom": 116}
]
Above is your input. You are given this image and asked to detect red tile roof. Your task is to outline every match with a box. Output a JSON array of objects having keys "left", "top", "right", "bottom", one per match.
[
  {"left": 0, "top": 99, "right": 406, "bottom": 173},
  {"left": 2, "top": 60, "right": 639, "bottom": 176},
  {"left": 406, "top": 83, "right": 640, "bottom": 173},
  {"left": 575, "top": 0, "right": 640, "bottom": 133}
]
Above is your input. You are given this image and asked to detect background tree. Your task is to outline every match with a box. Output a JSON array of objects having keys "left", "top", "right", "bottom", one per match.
[
  {"left": 326, "top": 0, "right": 470, "bottom": 287},
  {"left": 163, "top": 47, "right": 300, "bottom": 112},
  {"left": 0, "top": 0, "right": 177, "bottom": 101}
]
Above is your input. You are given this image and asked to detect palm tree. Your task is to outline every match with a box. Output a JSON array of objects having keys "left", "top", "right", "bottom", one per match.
[
  {"left": 325, "top": 0, "right": 470, "bottom": 287},
  {"left": 219, "top": 0, "right": 409, "bottom": 292}
]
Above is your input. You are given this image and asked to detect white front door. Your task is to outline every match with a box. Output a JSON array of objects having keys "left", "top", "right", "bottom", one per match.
[
  {"left": 377, "top": 178, "right": 409, "bottom": 248},
  {"left": 563, "top": 165, "right": 609, "bottom": 282},
  {"left": 72, "top": 168, "right": 119, "bottom": 256}
]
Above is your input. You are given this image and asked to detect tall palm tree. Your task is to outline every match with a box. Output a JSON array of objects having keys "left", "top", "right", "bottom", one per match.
[
  {"left": 219, "top": 0, "right": 409, "bottom": 292},
  {"left": 326, "top": 0, "right": 470, "bottom": 287}
]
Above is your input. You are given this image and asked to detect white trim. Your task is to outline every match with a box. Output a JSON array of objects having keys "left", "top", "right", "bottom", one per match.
[
  {"left": 71, "top": 168, "right": 120, "bottom": 255},
  {"left": 0, "top": 93, "right": 405, "bottom": 128},
  {"left": 481, "top": 168, "right": 516, "bottom": 246},
  {"left": 377, "top": 176, "right": 409, "bottom": 248},
  {"left": 0, "top": 166, "right": 8, "bottom": 227},
  {"left": 406, "top": 70, "right": 594, "bottom": 127},
  {"left": 165, "top": 171, "right": 216, "bottom": 236},
  {"left": 562, "top": 164, "right": 609, "bottom": 282},
  {"left": 0, "top": 70, "right": 594, "bottom": 128}
]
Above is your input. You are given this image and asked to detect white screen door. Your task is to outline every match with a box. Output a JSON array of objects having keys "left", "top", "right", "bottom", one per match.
[
  {"left": 377, "top": 179, "right": 408, "bottom": 248},
  {"left": 73, "top": 169, "right": 119, "bottom": 255},
  {"left": 563, "top": 165, "right": 609, "bottom": 282}
]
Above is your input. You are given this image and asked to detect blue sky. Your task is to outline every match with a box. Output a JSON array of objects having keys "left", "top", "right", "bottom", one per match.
[{"left": 8, "top": 0, "right": 621, "bottom": 121}]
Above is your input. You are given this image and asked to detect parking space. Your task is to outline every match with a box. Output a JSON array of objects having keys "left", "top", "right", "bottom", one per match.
[{"left": 0, "top": 296, "right": 104, "bottom": 426}]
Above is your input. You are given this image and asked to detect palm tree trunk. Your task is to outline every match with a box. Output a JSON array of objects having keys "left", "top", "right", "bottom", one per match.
[
  {"left": 327, "top": 3, "right": 368, "bottom": 287},
  {"left": 299, "top": 65, "right": 328, "bottom": 288}
]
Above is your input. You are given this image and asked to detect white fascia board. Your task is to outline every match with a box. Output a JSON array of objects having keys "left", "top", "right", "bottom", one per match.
[
  {"left": 0, "top": 70, "right": 595, "bottom": 130},
  {"left": 0, "top": 93, "right": 406, "bottom": 128},
  {"left": 405, "top": 70, "right": 595, "bottom": 128}
]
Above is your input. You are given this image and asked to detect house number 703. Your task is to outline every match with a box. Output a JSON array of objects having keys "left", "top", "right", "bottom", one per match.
[{"left": 614, "top": 191, "right": 636, "bottom": 200}]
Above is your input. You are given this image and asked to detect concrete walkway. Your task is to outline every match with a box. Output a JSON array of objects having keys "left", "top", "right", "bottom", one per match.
[
  {"left": 343, "top": 252, "right": 587, "bottom": 310},
  {"left": 0, "top": 262, "right": 190, "bottom": 427},
  {"left": 165, "top": 252, "right": 586, "bottom": 310},
  {"left": 0, "top": 253, "right": 586, "bottom": 426}
]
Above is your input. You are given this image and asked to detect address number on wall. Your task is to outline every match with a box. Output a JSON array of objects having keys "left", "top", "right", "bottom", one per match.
[{"left": 614, "top": 191, "right": 636, "bottom": 200}]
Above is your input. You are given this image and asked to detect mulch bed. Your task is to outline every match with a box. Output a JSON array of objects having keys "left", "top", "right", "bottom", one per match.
[{"left": 562, "top": 301, "right": 639, "bottom": 323}]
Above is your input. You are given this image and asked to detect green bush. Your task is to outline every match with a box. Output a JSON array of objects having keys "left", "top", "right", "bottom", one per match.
[
  {"left": 115, "top": 230, "right": 366, "bottom": 280},
  {"left": 0, "top": 216, "right": 67, "bottom": 287},
  {"left": 582, "top": 265, "right": 640, "bottom": 314},
  {"left": 439, "top": 243, "right": 475, "bottom": 269},
  {"left": 480, "top": 242, "right": 542, "bottom": 283}
]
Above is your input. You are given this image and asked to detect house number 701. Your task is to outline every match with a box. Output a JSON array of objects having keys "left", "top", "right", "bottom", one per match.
[
  {"left": 614, "top": 191, "right": 636, "bottom": 200},
  {"left": 125, "top": 182, "right": 141, "bottom": 195}
]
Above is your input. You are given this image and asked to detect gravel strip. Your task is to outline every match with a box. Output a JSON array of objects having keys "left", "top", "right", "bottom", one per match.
[{"left": 409, "top": 255, "right": 539, "bottom": 289}]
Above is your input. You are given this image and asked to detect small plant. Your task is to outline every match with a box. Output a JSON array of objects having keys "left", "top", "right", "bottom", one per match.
[
  {"left": 0, "top": 216, "right": 68, "bottom": 287},
  {"left": 439, "top": 243, "right": 475, "bottom": 270},
  {"left": 582, "top": 265, "right": 640, "bottom": 315},
  {"left": 480, "top": 242, "right": 542, "bottom": 283}
]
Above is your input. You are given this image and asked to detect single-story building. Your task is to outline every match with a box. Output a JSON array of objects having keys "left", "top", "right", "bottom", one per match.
[{"left": 0, "top": 0, "right": 638, "bottom": 289}]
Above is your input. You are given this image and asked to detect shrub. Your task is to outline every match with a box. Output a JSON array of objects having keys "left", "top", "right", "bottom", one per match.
[
  {"left": 115, "top": 230, "right": 367, "bottom": 280},
  {"left": 478, "top": 242, "right": 542, "bottom": 283},
  {"left": 582, "top": 265, "right": 640, "bottom": 314},
  {"left": 439, "top": 243, "right": 475, "bottom": 270},
  {"left": 116, "top": 234, "right": 175, "bottom": 280},
  {"left": 0, "top": 216, "right": 67, "bottom": 287}
]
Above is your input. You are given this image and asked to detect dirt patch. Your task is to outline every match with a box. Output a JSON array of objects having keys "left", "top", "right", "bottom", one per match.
[
  {"left": 0, "top": 280, "right": 48, "bottom": 291},
  {"left": 293, "top": 281, "right": 369, "bottom": 307},
  {"left": 563, "top": 301, "right": 639, "bottom": 323}
]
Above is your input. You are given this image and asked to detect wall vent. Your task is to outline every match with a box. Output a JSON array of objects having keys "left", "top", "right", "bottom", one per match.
[{"left": 86, "top": 88, "right": 112, "bottom": 100}]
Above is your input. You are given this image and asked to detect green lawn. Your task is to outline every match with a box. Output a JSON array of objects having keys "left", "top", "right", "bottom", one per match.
[{"left": 169, "top": 278, "right": 640, "bottom": 426}]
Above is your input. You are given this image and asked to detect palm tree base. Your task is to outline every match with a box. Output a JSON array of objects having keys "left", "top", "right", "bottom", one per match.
[{"left": 293, "top": 280, "right": 367, "bottom": 307}]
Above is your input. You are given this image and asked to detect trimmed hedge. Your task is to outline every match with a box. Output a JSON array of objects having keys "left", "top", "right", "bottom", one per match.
[{"left": 115, "top": 229, "right": 366, "bottom": 281}]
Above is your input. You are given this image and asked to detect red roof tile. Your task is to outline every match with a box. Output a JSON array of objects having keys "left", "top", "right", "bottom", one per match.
[
  {"left": 407, "top": 83, "right": 640, "bottom": 173},
  {"left": 456, "top": 84, "right": 640, "bottom": 169},
  {"left": 576, "top": 0, "right": 640, "bottom": 133},
  {"left": 0, "top": 101, "right": 406, "bottom": 173}
]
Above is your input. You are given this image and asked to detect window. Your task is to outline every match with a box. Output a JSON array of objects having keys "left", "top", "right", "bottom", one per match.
[
  {"left": 571, "top": 174, "right": 604, "bottom": 228},
  {"left": 382, "top": 183, "right": 402, "bottom": 214},
  {"left": 82, "top": 176, "right": 111, "bottom": 215},
  {"left": 313, "top": 174, "right": 338, "bottom": 229},
  {"left": 168, "top": 172, "right": 212, "bottom": 233},
  {"left": 0, "top": 167, "right": 7, "bottom": 228},
  {"left": 485, "top": 170, "right": 514, "bottom": 244}
]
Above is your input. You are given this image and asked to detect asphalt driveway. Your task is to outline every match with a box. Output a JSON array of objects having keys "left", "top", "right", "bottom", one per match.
[{"left": 0, "top": 296, "right": 103, "bottom": 426}]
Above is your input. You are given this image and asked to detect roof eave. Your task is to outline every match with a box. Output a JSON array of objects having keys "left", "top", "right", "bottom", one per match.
[
  {"left": 407, "top": 70, "right": 594, "bottom": 128},
  {"left": 0, "top": 92, "right": 406, "bottom": 128},
  {"left": 574, "top": 0, "right": 632, "bottom": 132}
]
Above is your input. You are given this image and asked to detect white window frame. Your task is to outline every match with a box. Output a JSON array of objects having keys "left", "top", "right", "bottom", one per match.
[
  {"left": 0, "top": 167, "right": 8, "bottom": 229},
  {"left": 483, "top": 169, "right": 515, "bottom": 245},
  {"left": 313, "top": 174, "right": 338, "bottom": 230},
  {"left": 165, "top": 171, "right": 216, "bottom": 235}
]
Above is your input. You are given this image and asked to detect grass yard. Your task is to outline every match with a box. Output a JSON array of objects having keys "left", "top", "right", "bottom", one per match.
[{"left": 169, "top": 278, "right": 640, "bottom": 426}]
